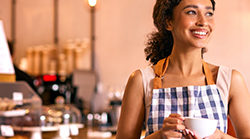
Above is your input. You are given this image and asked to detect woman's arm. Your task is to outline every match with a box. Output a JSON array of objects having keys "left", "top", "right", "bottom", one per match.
[
  {"left": 227, "top": 69, "right": 250, "bottom": 138},
  {"left": 116, "top": 70, "right": 146, "bottom": 139},
  {"left": 116, "top": 70, "right": 185, "bottom": 139}
]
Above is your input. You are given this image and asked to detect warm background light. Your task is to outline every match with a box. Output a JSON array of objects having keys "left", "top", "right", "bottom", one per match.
[
  {"left": 88, "top": 0, "right": 97, "bottom": 7},
  {"left": 1, "top": 0, "right": 250, "bottom": 95}
]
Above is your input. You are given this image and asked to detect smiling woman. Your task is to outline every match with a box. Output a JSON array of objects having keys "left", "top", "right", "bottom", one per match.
[{"left": 116, "top": 0, "right": 250, "bottom": 139}]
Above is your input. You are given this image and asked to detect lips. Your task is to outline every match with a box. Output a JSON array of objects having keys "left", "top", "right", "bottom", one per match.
[{"left": 190, "top": 29, "right": 208, "bottom": 38}]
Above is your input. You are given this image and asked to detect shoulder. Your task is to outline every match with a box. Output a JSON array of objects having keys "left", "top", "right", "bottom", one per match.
[
  {"left": 125, "top": 66, "right": 154, "bottom": 94},
  {"left": 130, "top": 66, "right": 154, "bottom": 81},
  {"left": 129, "top": 70, "right": 142, "bottom": 81},
  {"left": 127, "top": 66, "right": 153, "bottom": 83},
  {"left": 122, "top": 70, "right": 145, "bottom": 108},
  {"left": 229, "top": 69, "right": 248, "bottom": 99},
  {"left": 230, "top": 69, "right": 246, "bottom": 91},
  {"left": 126, "top": 70, "right": 144, "bottom": 91},
  {"left": 231, "top": 69, "right": 244, "bottom": 82}
]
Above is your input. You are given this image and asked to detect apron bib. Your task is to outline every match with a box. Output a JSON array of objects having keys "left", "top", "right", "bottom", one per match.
[{"left": 145, "top": 57, "right": 228, "bottom": 136}]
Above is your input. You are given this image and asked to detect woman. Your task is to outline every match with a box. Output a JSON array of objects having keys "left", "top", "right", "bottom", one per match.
[{"left": 116, "top": 0, "right": 250, "bottom": 139}]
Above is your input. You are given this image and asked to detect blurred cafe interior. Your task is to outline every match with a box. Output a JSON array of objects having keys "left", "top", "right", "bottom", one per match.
[{"left": 0, "top": 0, "right": 250, "bottom": 138}]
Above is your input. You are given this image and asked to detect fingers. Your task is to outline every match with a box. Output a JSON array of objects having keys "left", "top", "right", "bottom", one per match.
[
  {"left": 162, "top": 122, "right": 185, "bottom": 131},
  {"left": 169, "top": 113, "right": 185, "bottom": 120},
  {"left": 161, "top": 130, "right": 183, "bottom": 138},
  {"left": 164, "top": 114, "right": 185, "bottom": 124},
  {"left": 183, "top": 129, "right": 198, "bottom": 139},
  {"left": 161, "top": 114, "right": 186, "bottom": 138}
]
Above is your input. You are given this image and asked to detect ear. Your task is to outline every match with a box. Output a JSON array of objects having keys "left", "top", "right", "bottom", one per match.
[{"left": 166, "top": 20, "right": 173, "bottom": 31}]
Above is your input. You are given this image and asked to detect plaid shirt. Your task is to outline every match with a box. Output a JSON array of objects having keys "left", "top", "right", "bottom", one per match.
[{"left": 145, "top": 84, "right": 227, "bottom": 136}]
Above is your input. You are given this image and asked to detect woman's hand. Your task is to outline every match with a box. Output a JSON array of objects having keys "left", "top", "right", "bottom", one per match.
[
  {"left": 183, "top": 128, "right": 224, "bottom": 139},
  {"left": 161, "top": 114, "right": 185, "bottom": 139}
]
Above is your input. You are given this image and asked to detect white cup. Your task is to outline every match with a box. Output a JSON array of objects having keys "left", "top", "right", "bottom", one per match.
[{"left": 184, "top": 117, "right": 218, "bottom": 138}]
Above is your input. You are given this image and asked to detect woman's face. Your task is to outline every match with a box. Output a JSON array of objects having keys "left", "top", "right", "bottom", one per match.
[{"left": 168, "top": 0, "right": 215, "bottom": 49}]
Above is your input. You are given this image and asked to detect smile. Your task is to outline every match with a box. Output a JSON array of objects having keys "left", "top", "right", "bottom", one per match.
[{"left": 192, "top": 31, "right": 207, "bottom": 36}]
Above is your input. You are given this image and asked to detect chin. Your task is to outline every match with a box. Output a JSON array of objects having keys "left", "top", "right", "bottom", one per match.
[{"left": 194, "top": 41, "right": 209, "bottom": 48}]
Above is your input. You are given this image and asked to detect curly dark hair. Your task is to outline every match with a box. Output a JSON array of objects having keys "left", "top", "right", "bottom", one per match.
[{"left": 144, "top": 0, "right": 216, "bottom": 65}]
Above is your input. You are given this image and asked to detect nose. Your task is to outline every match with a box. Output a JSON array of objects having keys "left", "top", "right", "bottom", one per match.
[{"left": 195, "top": 14, "right": 208, "bottom": 26}]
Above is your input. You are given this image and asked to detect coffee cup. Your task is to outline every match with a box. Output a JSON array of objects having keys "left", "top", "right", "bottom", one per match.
[{"left": 184, "top": 117, "right": 218, "bottom": 138}]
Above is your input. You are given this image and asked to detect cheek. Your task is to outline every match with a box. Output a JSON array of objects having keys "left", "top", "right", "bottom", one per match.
[
  {"left": 209, "top": 20, "right": 216, "bottom": 31},
  {"left": 181, "top": 15, "right": 197, "bottom": 27},
  {"left": 174, "top": 17, "right": 193, "bottom": 29}
]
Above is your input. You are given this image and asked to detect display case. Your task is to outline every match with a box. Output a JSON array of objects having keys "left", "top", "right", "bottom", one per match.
[
  {"left": 40, "top": 96, "right": 84, "bottom": 138},
  {"left": 41, "top": 103, "right": 83, "bottom": 129},
  {"left": 0, "top": 81, "right": 42, "bottom": 139}
]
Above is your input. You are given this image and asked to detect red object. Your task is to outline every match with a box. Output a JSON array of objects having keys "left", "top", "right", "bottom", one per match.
[{"left": 43, "top": 75, "right": 57, "bottom": 82}]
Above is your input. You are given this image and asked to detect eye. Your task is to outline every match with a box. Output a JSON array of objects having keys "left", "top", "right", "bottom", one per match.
[
  {"left": 206, "top": 11, "right": 214, "bottom": 17},
  {"left": 187, "top": 10, "right": 196, "bottom": 15}
]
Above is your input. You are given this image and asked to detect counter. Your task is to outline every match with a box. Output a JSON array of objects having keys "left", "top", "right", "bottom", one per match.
[
  {"left": 42, "top": 128, "right": 146, "bottom": 139},
  {"left": 42, "top": 128, "right": 116, "bottom": 139}
]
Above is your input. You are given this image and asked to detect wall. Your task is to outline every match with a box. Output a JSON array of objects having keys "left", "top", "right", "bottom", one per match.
[
  {"left": 14, "top": 0, "right": 54, "bottom": 62},
  {"left": 0, "top": 0, "right": 250, "bottom": 93},
  {"left": 205, "top": 0, "right": 250, "bottom": 88},
  {"left": 94, "top": 0, "right": 155, "bottom": 90},
  {"left": 0, "top": 0, "right": 11, "bottom": 39},
  {"left": 0, "top": 0, "right": 90, "bottom": 63}
]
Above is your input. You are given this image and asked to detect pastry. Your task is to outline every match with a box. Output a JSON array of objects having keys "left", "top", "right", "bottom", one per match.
[{"left": 0, "top": 98, "right": 16, "bottom": 111}]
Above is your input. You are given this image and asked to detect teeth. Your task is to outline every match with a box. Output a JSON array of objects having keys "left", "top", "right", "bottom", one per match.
[{"left": 192, "top": 31, "right": 207, "bottom": 35}]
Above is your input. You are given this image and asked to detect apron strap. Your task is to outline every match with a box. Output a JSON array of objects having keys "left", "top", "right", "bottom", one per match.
[
  {"left": 202, "top": 60, "right": 215, "bottom": 85},
  {"left": 153, "top": 57, "right": 215, "bottom": 89},
  {"left": 154, "top": 57, "right": 169, "bottom": 89}
]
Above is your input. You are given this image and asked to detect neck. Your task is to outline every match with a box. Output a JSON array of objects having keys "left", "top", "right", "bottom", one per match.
[{"left": 168, "top": 48, "right": 203, "bottom": 76}]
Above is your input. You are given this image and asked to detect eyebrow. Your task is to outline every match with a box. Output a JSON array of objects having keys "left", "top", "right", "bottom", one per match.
[{"left": 183, "top": 5, "right": 213, "bottom": 10}]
